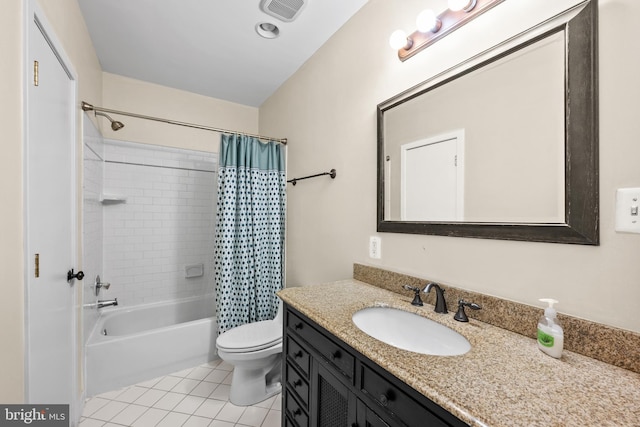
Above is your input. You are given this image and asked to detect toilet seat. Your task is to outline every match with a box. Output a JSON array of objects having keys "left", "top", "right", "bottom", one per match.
[{"left": 216, "top": 319, "right": 282, "bottom": 353}]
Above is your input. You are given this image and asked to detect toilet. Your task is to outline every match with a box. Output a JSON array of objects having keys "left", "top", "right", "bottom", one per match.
[{"left": 215, "top": 302, "right": 283, "bottom": 406}]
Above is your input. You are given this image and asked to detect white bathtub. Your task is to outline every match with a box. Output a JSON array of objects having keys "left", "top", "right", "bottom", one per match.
[{"left": 86, "top": 295, "right": 217, "bottom": 396}]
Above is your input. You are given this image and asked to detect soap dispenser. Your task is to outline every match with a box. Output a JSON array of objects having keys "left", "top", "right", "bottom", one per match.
[{"left": 537, "top": 298, "right": 564, "bottom": 359}]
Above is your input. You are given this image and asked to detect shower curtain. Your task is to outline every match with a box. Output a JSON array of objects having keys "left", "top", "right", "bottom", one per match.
[{"left": 214, "top": 134, "right": 286, "bottom": 333}]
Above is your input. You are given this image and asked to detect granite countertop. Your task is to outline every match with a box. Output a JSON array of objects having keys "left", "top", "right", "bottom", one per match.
[{"left": 278, "top": 280, "right": 640, "bottom": 427}]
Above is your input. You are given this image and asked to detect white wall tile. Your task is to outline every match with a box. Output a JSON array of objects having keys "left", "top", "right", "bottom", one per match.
[{"left": 102, "top": 139, "right": 217, "bottom": 307}]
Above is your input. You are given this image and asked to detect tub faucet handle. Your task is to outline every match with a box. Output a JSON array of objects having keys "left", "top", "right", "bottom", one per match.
[{"left": 95, "top": 275, "right": 111, "bottom": 296}]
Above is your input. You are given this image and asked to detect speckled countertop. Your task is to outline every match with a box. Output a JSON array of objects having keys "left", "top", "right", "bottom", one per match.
[{"left": 278, "top": 280, "right": 640, "bottom": 427}]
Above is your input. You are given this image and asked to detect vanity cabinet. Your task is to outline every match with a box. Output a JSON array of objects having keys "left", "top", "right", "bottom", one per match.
[{"left": 283, "top": 305, "right": 469, "bottom": 427}]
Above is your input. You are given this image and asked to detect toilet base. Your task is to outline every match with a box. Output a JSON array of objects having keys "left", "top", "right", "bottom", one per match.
[{"left": 227, "top": 354, "right": 282, "bottom": 406}]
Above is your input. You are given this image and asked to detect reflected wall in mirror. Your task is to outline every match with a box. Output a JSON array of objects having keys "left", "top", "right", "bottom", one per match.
[
  {"left": 377, "top": 0, "right": 598, "bottom": 245},
  {"left": 385, "top": 33, "right": 565, "bottom": 223}
]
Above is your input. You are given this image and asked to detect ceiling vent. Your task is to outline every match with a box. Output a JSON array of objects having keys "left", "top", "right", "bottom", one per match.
[{"left": 259, "top": 0, "right": 308, "bottom": 22}]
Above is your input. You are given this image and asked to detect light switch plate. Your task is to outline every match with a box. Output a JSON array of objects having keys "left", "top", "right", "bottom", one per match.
[
  {"left": 615, "top": 188, "right": 640, "bottom": 234},
  {"left": 369, "top": 236, "right": 381, "bottom": 259}
]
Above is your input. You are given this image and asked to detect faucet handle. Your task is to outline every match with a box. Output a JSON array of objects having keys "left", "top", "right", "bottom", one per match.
[
  {"left": 402, "top": 285, "right": 423, "bottom": 307},
  {"left": 454, "top": 299, "right": 482, "bottom": 322},
  {"left": 95, "top": 275, "right": 111, "bottom": 296}
]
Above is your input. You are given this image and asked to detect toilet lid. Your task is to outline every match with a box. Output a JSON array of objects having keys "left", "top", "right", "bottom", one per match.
[{"left": 216, "top": 319, "right": 282, "bottom": 353}]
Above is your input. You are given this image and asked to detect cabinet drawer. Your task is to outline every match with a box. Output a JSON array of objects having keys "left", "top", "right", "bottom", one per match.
[
  {"left": 286, "top": 363, "right": 309, "bottom": 408},
  {"left": 285, "top": 390, "right": 309, "bottom": 427},
  {"left": 360, "top": 364, "right": 450, "bottom": 427},
  {"left": 288, "top": 311, "right": 355, "bottom": 381},
  {"left": 286, "top": 336, "right": 310, "bottom": 377}
]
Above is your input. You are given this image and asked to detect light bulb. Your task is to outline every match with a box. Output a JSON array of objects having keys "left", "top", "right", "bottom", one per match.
[
  {"left": 416, "top": 9, "right": 441, "bottom": 33},
  {"left": 389, "top": 30, "right": 412, "bottom": 50},
  {"left": 448, "top": 0, "right": 476, "bottom": 12}
]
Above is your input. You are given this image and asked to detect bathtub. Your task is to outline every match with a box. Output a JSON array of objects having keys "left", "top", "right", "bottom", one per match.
[{"left": 86, "top": 295, "right": 217, "bottom": 396}]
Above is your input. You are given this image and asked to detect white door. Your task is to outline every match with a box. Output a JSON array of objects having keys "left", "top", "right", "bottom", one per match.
[
  {"left": 401, "top": 130, "right": 464, "bottom": 221},
  {"left": 26, "top": 16, "right": 77, "bottom": 408}
]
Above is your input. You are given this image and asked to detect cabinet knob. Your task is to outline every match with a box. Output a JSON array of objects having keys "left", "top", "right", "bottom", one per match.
[
  {"left": 293, "top": 351, "right": 303, "bottom": 358},
  {"left": 330, "top": 350, "right": 341, "bottom": 361},
  {"left": 379, "top": 393, "right": 389, "bottom": 407},
  {"left": 293, "top": 408, "right": 302, "bottom": 417},
  {"left": 294, "top": 323, "right": 303, "bottom": 330},
  {"left": 293, "top": 379, "right": 302, "bottom": 387}
]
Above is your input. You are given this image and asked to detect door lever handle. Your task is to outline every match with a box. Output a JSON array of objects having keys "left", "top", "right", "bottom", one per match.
[{"left": 67, "top": 269, "right": 84, "bottom": 283}]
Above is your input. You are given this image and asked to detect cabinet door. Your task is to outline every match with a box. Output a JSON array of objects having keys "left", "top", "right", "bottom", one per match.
[{"left": 311, "top": 362, "right": 357, "bottom": 427}]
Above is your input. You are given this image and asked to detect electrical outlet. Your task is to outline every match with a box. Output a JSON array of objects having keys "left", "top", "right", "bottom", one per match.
[
  {"left": 369, "top": 236, "right": 381, "bottom": 259},
  {"left": 615, "top": 188, "right": 640, "bottom": 234}
]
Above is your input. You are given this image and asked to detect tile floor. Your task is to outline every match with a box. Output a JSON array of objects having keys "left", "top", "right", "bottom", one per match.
[{"left": 79, "top": 359, "right": 282, "bottom": 427}]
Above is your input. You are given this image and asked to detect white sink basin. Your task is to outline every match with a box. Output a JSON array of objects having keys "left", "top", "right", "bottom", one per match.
[{"left": 352, "top": 307, "right": 471, "bottom": 356}]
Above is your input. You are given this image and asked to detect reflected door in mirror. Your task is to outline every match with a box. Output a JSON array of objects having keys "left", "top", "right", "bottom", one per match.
[{"left": 399, "top": 131, "right": 464, "bottom": 221}]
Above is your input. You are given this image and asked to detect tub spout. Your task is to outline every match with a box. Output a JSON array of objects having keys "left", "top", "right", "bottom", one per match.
[{"left": 97, "top": 298, "right": 118, "bottom": 308}]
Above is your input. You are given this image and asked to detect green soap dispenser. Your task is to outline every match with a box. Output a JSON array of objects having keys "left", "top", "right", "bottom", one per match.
[{"left": 537, "top": 298, "right": 564, "bottom": 359}]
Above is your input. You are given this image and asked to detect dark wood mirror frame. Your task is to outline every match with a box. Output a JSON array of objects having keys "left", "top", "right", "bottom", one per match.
[{"left": 377, "top": 0, "right": 598, "bottom": 245}]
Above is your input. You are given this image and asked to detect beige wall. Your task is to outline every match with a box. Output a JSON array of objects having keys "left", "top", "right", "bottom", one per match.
[
  {"left": 0, "top": 0, "right": 25, "bottom": 403},
  {"left": 260, "top": 0, "right": 640, "bottom": 333},
  {"left": 101, "top": 73, "right": 259, "bottom": 153}
]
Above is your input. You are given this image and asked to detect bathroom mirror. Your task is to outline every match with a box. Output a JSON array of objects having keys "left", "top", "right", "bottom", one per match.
[{"left": 377, "top": 1, "right": 598, "bottom": 244}]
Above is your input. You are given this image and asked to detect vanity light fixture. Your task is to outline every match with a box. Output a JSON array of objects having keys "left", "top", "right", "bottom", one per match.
[
  {"left": 389, "top": 29, "right": 413, "bottom": 50},
  {"left": 390, "top": 0, "right": 504, "bottom": 62},
  {"left": 448, "top": 0, "right": 478, "bottom": 12},
  {"left": 416, "top": 9, "right": 442, "bottom": 33}
]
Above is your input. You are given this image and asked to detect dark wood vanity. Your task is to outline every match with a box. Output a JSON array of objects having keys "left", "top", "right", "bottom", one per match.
[{"left": 282, "top": 304, "right": 469, "bottom": 427}]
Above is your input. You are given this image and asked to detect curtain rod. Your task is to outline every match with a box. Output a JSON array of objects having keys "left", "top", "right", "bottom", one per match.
[{"left": 81, "top": 101, "right": 287, "bottom": 145}]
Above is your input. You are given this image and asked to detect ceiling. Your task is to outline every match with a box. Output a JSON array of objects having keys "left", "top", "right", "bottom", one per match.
[{"left": 78, "top": 0, "right": 369, "bottom": 107}]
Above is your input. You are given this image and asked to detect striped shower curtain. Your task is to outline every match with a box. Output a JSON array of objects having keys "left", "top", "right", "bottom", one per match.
[{"left": 214, "top": 134, "right": 286, "bottom": 333}]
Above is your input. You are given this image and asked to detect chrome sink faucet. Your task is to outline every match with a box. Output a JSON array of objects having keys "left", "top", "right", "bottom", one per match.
[{"left": 424, "top": 282, "right": 447, "bottom": 313}]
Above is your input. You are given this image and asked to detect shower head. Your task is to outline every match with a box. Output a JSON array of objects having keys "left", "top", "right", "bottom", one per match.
[
  {"left": 110, "top": 119, "right": 125, "bottom": 131},
  {"left": 95, "top": 111, "right": 125, "bottom": 131}
]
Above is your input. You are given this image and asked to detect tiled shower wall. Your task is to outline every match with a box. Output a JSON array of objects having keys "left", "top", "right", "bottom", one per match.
[
  {"left": 102, "top": 139, "right": 217, "bottom": 307},
  {"left": 82, "top": 117, "right": 104, "bottom": 344}
]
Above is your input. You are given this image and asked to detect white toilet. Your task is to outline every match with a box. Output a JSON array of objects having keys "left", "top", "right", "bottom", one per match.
[{"left": 215, "top": 302, "right": 283, "bottom": 406}]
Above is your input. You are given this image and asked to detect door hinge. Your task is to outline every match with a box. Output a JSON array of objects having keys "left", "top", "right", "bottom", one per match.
[
  {"left": 454, "top": 154, "right": 457, "bottom": 167},
  {"left": 33, "top": 60, "right": 39, "bottom": 86},
  {"left": 34, "top": 253, "right": 40, "bottom": 278}
]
